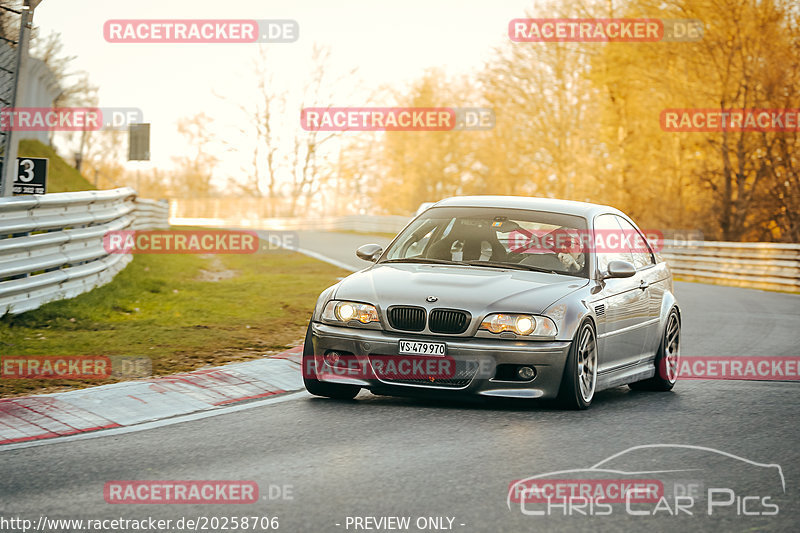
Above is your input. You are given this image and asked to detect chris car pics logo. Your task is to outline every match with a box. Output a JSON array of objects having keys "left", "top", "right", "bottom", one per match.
[{"left": 508, "top": 445, "right": 785, "bottom": 518}]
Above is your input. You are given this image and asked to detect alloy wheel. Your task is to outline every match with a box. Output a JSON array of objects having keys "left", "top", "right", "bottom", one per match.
[{"left": 577, "top": 325, "right": 597, "bottom": 403}]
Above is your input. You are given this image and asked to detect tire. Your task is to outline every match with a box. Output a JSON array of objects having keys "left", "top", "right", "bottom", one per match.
[
  {"left": 557, "top": 320, "right": 598, "bottom": 410},
  {"left": 629, "top": 309, "right": 680, "bottom": 391},
  {"left": 302, "top": 322, "right": 361, "bottom": 400}
]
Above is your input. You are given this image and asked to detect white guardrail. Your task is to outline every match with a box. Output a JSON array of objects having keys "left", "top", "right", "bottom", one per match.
[
  {"left": 0, "top": 188, "right": 169, "bottom": 316},
  {"left": 660, "top": 240, "right": 800, "bottom": 293}
]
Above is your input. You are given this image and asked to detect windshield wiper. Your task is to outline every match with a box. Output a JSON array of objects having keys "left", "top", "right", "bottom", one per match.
[
  {"left": 461, "top": 260, "right": 560, "bottom": 274},
  {"left": 382, "top": 258, "right": 571, "bottom": 276},
  {"left": 381, "top": 258, "right": 461, "bottom": 265}
]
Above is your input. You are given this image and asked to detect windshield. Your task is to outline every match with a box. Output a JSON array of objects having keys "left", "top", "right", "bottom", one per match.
[{"left": 380, "top": 207, "right": 589, "bottom": 278}]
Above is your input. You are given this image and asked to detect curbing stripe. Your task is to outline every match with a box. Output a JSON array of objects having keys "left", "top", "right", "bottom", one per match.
[
  {"left": 0, "top": 350, "right": 305, "bottom": 446},
  {"left": 0, "top": 390, "right": 309, "bottom": 452},
  {"left": 12, "top": 397, "right": 117, "bottom": 431}
]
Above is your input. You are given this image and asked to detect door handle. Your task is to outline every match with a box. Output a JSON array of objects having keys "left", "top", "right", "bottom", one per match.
[{"left": 639, "top": 279, "right": 649, "bottom": 290}]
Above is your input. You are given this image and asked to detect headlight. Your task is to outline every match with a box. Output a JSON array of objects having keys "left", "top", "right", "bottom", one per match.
[
  {"left": 479, "top": 313, "right": 557, "bottom": 336},
  {"left": 322, "top": 300, "right": 379, "bottom": 325}
]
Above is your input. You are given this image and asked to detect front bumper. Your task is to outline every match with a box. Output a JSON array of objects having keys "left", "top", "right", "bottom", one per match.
[{"left": 308, "top": 322, "right": 572, "bottom": 399}]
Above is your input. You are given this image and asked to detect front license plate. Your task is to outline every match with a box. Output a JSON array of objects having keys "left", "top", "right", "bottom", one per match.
[{"left": 398, "top": 340, "right": 446, "bottom": 356}]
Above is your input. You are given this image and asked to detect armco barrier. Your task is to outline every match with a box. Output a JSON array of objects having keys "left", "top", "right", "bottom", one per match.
[
  {"left": 0, "top": 188, "right": 169, "bottom": 316},
  {"left": 131, "top": 197, "right": 170, "bottom": 231},
  {"left": 660, "top": 240, "right": 800, "bottom": 292}
]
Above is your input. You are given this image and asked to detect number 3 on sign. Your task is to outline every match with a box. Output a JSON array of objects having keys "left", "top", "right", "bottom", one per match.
[{"left": 18, "top": 159, "right": 35, "bottom": 182}]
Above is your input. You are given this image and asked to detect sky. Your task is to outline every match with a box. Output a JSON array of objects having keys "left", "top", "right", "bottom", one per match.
[{"left": 33, "top": 0, "right": 535, "bottom": 180}]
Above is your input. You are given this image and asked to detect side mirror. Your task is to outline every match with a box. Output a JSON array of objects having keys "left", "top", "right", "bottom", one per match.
[
  {"left": 604, "top": 260, "right": 636, "bottom": 279},
  {"left": 356, "top": 244, "right": 383, "bottom": 262}
]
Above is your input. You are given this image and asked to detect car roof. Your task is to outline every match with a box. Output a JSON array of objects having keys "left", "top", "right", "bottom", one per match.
[{"left": 430, "top": 195, "right": 627, "bottom": 220}]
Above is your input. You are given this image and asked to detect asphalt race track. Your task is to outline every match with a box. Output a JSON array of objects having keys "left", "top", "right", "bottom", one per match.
[{"left": 1, "top": 231, "right": 798, "bottom": 533}]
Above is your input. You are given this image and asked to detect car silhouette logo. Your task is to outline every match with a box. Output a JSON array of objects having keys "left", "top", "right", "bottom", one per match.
[{"left": 426, "top": 296, "right": 438, "bottom": 302}]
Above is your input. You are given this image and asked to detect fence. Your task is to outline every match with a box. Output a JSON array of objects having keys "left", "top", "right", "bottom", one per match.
[
  {"left": 660, "top": 240, "right": 800, "bottom": 293},
  {"left": 0, "top": 4, "right": 22, "bottom": 177},
  {"left": 0, "top": 188, "right": 169, "bottom": 315}
]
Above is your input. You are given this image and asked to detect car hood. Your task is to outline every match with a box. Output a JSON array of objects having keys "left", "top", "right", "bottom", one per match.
[{"left": 334, "top": 263, "right": 589, "bottom": 314}]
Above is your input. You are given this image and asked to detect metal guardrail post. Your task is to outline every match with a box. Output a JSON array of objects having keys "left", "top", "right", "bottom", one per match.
[{"left": 0, "top": 4, "right": 33, "bottom": 197}]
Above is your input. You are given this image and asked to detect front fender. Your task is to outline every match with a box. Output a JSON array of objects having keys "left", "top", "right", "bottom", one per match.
[
  {"left": 544, "top": 292, "right": 594, "bottom": 342},
  {"left": 657, "top": 288, "right": 680, "bottom": 337}
]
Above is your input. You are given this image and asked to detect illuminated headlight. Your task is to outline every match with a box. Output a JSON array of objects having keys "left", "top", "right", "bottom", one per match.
[
  {"left": 515, "top": 316, "right": 534, "bottom": 335},
  {"left": 479, "top": 313, "right": 557, "bottom": 336},
  {"left": 322, "top": 300, "right": 379, "bottom": 325}
]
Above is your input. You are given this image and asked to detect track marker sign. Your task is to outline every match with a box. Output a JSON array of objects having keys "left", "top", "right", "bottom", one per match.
[
  {"left": 13, "top": 157, "right": 48, "bottom": 195},
  {"left": 128, "top": 123, "right": 150, "bottom": 161}
]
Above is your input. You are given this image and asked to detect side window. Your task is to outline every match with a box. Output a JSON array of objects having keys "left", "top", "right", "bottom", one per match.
[
  {"left": 594, "top": 214, "right": 634, "bottom": 273},
  {"left": 615, "top": 216, "right": 655, "bottom": 270}
]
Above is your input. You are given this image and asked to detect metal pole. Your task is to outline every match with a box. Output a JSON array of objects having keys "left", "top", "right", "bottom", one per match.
[{"left": 0, "top": 6, "right": 32, "bottom": 197}]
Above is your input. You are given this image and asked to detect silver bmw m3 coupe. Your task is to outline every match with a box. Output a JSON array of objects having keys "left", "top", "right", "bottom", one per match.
[{"left": 302, "top": 196, "right": 681, "bottom": 409}]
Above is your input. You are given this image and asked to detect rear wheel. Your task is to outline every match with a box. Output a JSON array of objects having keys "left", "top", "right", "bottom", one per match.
[
  {"left": 302, "top": 322, "right": 360, "bottom": 400},
  {"left": 629, "top": 309, "right": 680, "bottom": 391},
  {"left": 557, "top": 320, "right": 597, "bottom": 410}
]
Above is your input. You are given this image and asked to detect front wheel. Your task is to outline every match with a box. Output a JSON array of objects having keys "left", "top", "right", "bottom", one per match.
[
  {"left": 557, "top": 320, "right": 598, "bottom": 410},
  {"left": 629, "top": 309, "right": 680, "bottom": 391},
  {"left": 302, "top": 322, "right": 361, "bottom": 400}
]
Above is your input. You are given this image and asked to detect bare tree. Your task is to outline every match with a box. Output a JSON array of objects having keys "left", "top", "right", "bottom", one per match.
[
  {"left": 29, "top": 31, "right": 99, "bottom": 163},
  {"left": 287, "top": 45, "right": 356, "bottom": 215},
  {"left": 217, "top": 45, "right": 284, "bottom": 208},
  {"left": 172, "top": 113, "right": 218, "bottom": 198}
]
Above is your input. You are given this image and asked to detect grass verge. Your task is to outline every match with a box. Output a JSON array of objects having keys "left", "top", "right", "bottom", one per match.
[
  {"left": 0, "top": 248, "right": 347, "bottom": 397},
  {"left": 18, "top": 140, "right": 96, "bottom": 193}
]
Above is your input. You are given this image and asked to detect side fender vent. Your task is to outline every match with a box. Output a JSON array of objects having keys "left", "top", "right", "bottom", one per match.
[{"left": 595, "top": 304, "right": 605, "bottom": 317}]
